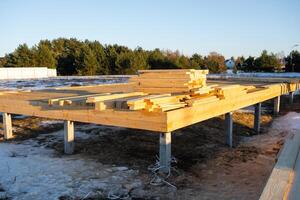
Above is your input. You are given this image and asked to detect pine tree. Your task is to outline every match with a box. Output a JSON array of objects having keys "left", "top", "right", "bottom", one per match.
[{"left": 34, "top": 43, "right": 56, "bottom": 68}]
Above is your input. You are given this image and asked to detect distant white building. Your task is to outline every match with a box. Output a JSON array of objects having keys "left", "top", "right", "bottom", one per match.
[
  {"left": 0, "top": 67, "right": 57, "bottom": 80},
  {"left": 225, "top": 59, "right": 235, "bottom": 73},
  {"left": 225, "top": 59, "right": 235, "bottom": 69}
]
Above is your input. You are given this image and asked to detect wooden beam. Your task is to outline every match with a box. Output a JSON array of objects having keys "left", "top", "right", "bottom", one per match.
[
  {"left": 86, "top": 92, "right": 146, "bottom": 103},
  {"left": 64, "top": 120, "right": 74, "bottom": 154},
  {"left": 127, "top": 94, "right": 171, "bottom": 110},
  {"left": 135, "top": 87, "right": 191, "bottom": 94},
  {"left": 48, "top": 93, "right": 111, "bottom": 105},
  {"left": 0, "top": 98, "right": 168, "bottom": 132},
  {"left": 166, "top": 84, "right": 293, "bottom": 132},
  {"left": 2, "top": 112, "right": 13, "bottom": 139}
]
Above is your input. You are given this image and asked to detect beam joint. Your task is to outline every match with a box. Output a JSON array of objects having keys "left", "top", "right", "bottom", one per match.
[
  {"left": 225, "top": 112, "right": 233, "bottom": 148},
  {"left": 64, "top": 120, "right": 75, "bottom": 154},
  {"left": 159, "top": 132, "right": 171, "bottom": 173},
  {"left": 254, "top": 103, "right": 261, "bottom": 134},
  {"left": 2, "top": 113, "right": 13, "bottom": 139}
]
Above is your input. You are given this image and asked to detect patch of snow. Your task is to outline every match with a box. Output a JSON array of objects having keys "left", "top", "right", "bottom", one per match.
[
  {"left": 0, "top": 143, "right": 141, "bottom": 200},
  {"left": 270, "top": 112, "right": 300, "bottom": 132},
  {"left": 236, "top": 105, "right": 269, "bottom": 114},
  {"left": 0, "top": 77, "right": 128, "bottom": 91},
  {"left": 12, "top": 115, "right": 28, "bottom": 119},
  {"left": 39, "top": 120, "right": 64, "bottom": 127}
]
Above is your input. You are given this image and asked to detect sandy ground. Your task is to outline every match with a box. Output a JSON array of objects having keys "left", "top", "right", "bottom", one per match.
[{"left": 0, "top": 95, "right": 299, "bottom": 200}]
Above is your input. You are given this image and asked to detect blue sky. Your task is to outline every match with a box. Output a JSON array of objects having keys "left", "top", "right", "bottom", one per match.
[{"left": 0, "top": 0, "right": 299, "bottom": 58}]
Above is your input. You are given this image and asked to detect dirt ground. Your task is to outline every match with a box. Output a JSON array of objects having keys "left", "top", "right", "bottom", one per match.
[{"left": 0, "top": 95, "right": 299, "bottom": 200}]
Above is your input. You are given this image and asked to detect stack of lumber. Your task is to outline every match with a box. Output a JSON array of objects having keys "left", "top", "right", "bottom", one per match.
[
  {"left": 46, "top": 69, "right": 272, "bottom": 113},
  {"left": 129, "top": 69, "right": 209, "bottom": 94},
  {"left": 127, "top": 94, "right": 188, "bottom": 112}
]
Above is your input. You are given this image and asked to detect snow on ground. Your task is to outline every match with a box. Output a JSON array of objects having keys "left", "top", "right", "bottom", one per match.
[
  {"left": 34, "top": 121, "right": 125, "bottom": 144},
  {"left": 0, "top": 77, "right": 128, "bottom": 90},
  {"left": 241, "top": 112, "right": 300, "bottom": 147},
  {"left": 270, "top": 112, "right": 300, "bottom": 132},
  {"left": 0, "top": 118, "right": 141, "bottom": 200},
  {"left": 0, "top": 141, "right": 142, "bottom": 200}
]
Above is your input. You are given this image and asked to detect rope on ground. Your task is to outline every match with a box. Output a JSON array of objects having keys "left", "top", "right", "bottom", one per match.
[
  {"left": 148, "top": 155, "right": 178, "bottom": 190},
  {"left": 107, "top": 190, "right": 130, "bottom": 200}
]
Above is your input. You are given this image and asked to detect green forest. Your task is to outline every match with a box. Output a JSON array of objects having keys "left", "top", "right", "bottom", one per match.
[{"left": 0, "top": 38, "right": 299, "bottom": 75}]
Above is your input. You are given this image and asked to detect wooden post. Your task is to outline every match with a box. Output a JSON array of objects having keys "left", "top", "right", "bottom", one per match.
[
  {"left": 254, "top": 103, "right": 261, "bottom": 134},
  {"left": 2, "top": 113, "right": 13, "bottom": 139},
  {"left": 64, "top": 120, "right": 74, "bottom": 154},
  {"left": 273, "top": 96, "right": 280, "bottom": 115},
  {"left": 159, "top": 132, "right": 171, "bottom": 173},
  {"left": 225, "top": 112, "right": 233, "bottom": 148},
  {"left": 289, "top": 92, "right": 294, "bottom": 105}
]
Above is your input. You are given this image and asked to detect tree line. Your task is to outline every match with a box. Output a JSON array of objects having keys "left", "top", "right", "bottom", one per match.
[
  {"left": 0, "top": 38, "right": 299, "bottom": 75},
  {"left": 235, "top": 50, "right": 300, "bottom": 72},
  {"left": 0, "top": 38, "right": 225, "bottom": 75}
]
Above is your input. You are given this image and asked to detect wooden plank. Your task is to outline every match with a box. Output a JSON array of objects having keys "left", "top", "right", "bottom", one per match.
[
  {"left": 127, "top": 94, "right": 171, "bottom": 110},
  {"left": 259, "top": 133, "right": 300, "bottom": 200},
  {"left": 186, "top": 96, "right": 219, "bottom": 107},
  {"left": 136, "top": 87, "right": 191, "bottom": 94},
  {"left": 94, "top": 101, "right": 115, "bottom": 111},
  {"left": 139, "top": 69, "right": 209, "bottom": 74},
  {"left": 48, "top": 93, "right": 110, "bottom": 105},
  {"left": 135, "top": 72, "right": 192, "bottom": 79},
  {"left": 145, "top": 95, "right": 186, "bottom": 104},
  {"left": 114, "top": 96, "right": 144, "bottom": 109},
  {"left": 129, "top": 77, "right": 192, "bottom": 83},
  {"left": 288, "top": 146, "right": 300, "bottom": 200},
  {"left": 153, "top": 102, "right": 187, "bottom": 112},
  {"left": 166, "top": 83, "right": 294, "bottom": 132},
  {"left": 137, "top": 82, "right": 190, "bottom": 88},
  {"left": 86, "top": 92, "right": 146, "bottom": 103},
  {"left": 214, "top": 85, "right": 248, "bottom": 99},
  {"left": 0, "top": 98, "right": 168, "bottom": 132}
]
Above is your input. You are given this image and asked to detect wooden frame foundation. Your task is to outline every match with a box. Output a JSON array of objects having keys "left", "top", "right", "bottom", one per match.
[{"left": 0, "top": 78, "right": 299, "bottom": 172}]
